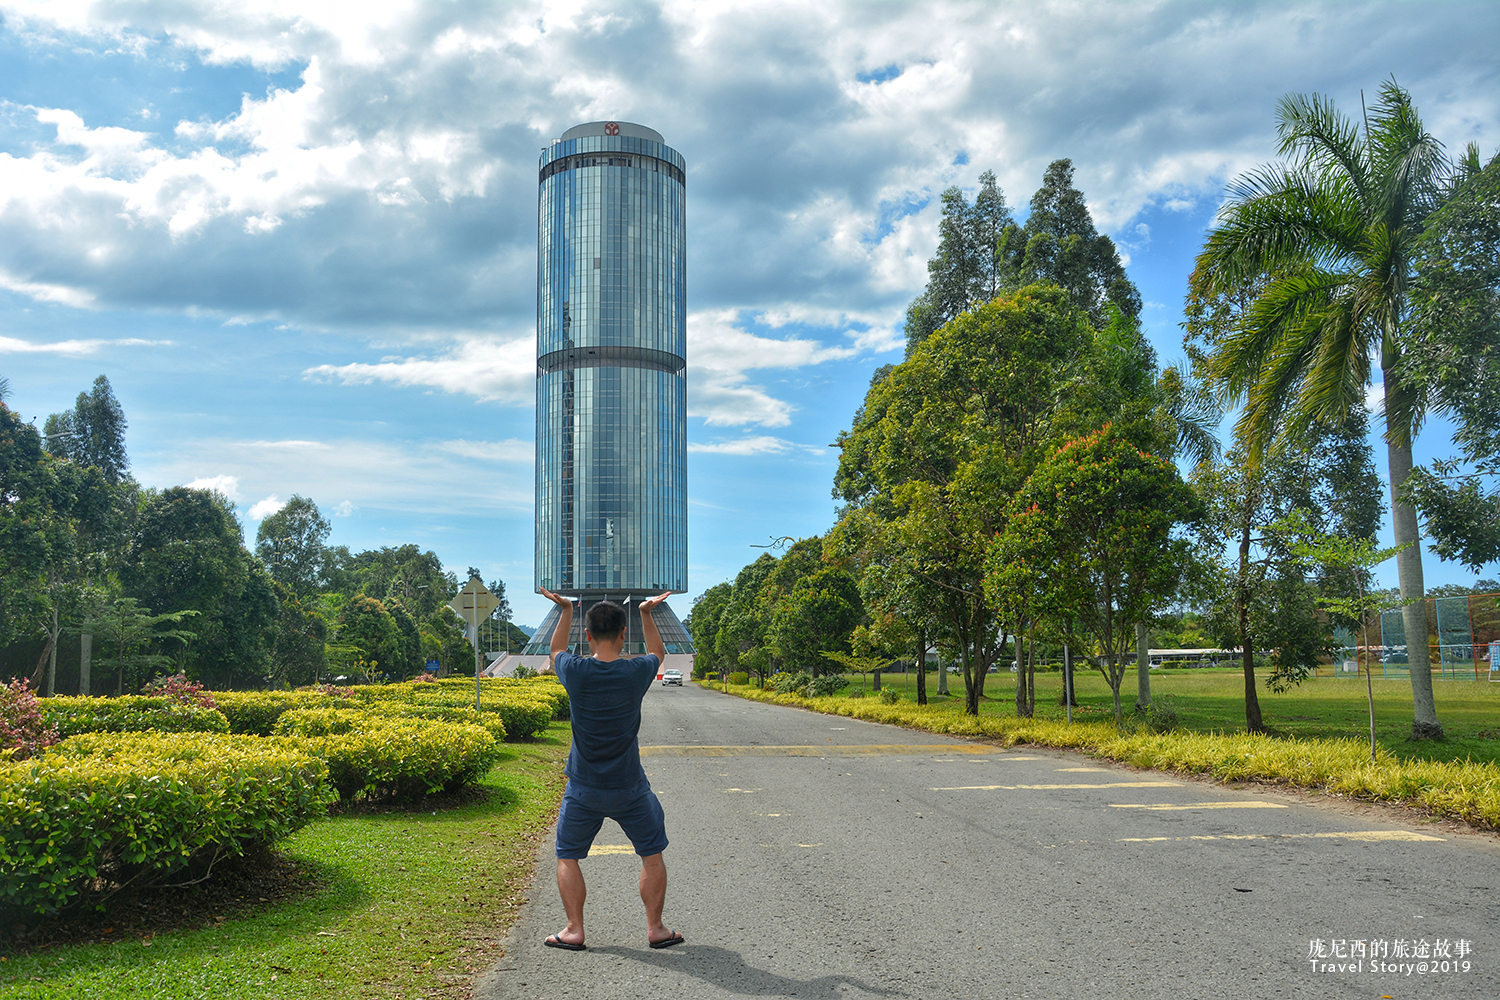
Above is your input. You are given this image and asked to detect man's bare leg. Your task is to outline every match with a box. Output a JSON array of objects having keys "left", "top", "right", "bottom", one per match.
[
  {"left": 640, "top": 853, "right": 678, "bottom": 945},
  {"left": 552, "top": 859, "right": 586, "bottom": 946}
]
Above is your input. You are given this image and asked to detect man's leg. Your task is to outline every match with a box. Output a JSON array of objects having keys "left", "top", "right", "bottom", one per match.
[
  {"left": 640, "top": 853, "right": 672, "bottom": 943},
  {"left": 553, "top": 859, "right": 587, "bottom": 946}
]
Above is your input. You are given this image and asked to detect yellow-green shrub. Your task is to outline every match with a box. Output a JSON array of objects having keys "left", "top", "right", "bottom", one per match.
[
  {"left": 349, "top": 679, "right": 560, "bottom": 739},
  {"left": 0, "top": 732, "right": 335, "bottom": 914},
  {"left": 40, "top": 696, "right": 230, "bottom": 738},
  {"left": 214, "top": 689, "right": 350, "bottom": 735},
  {"left": 273, "top": 710, "right": 501, "bottom": 801}
]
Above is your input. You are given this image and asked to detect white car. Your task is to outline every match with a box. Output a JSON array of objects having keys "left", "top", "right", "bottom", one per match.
[{"left": 661, "top": 669, "right": 684, "bottom": 686}]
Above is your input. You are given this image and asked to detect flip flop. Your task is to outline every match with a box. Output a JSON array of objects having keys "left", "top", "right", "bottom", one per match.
[
  {"left": 649, "top": 931, "right": 685, "bottom": 949},
  {"left": 544, "top": 934, "right": 586, "bottom": 951}
]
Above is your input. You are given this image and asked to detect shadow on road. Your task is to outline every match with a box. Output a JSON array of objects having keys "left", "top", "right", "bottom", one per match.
[{"left": 587, "top": 943, "right": 908, "bottom": 998}]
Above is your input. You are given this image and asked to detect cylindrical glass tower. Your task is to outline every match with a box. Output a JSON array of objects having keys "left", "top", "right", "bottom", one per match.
[{"left": 527, "top": 121, "right": 692, "bottom": 657}]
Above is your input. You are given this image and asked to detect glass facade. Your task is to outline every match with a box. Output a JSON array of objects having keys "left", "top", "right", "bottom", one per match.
[{"left": 535, "top": 121, "right": 688, "bottom": 598}]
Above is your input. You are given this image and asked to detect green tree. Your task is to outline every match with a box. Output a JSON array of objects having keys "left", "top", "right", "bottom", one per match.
[
  {"left": 1401, "top": 152, "right": 1500, "bottom": 570},
  {"left": 334, "top": 595, "right": 402, "bottom": 681},
  {"left": 256, "top": 495, "right": 331, "bottom": 595},
  {"left": 686, "top": 582, "right": 733, "bottom": 677},
  {"left": 988, "top": 424, "right": 1201, "bottom": 724},
  {"left": 904, "top": 171, "right": 1017, "bottom": 354},
  {"left": 268, "top": 581, "right": 327, "bottom": 688},
  {"left": 43, "top": 375, "right": 129, "bottom": 485},
  {"left": 77, "top": 597, "right": 196, "bottom": 695},
  {"left": 714, "top": 553, "right": 778, "bottom": 674},
  {"left": 1005, "top": 159, "right": 1142, "bottom": 325},
  {"left": 121, "top": 486, "right": 278, "bottom": 688},
  {"left": 768, "top": 566, "right": 862, "bottom": 675},
  {"left": 1193, "top": 80, "right": 1455, "bottom": 738},
  {"left": 835, "top": 285, "right": 1092, "bottom": 715}
]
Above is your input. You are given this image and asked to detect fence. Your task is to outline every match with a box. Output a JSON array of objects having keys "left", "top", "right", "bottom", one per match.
[{"left": 1332, "top": 592, "right": 1500, "bottom": 680}]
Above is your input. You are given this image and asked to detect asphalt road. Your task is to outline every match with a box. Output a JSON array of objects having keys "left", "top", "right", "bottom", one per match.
[{"left": 476, "top": 681, "right": 1500, "bottom": 1000}]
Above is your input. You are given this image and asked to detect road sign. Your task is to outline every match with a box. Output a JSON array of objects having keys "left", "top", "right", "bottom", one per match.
[{"left": 449, "top": 577, "right": 500, "bottom": 628}]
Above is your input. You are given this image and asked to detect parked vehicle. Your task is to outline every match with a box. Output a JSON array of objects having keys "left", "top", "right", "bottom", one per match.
[{"left": 661, "top": 669, "right": 683, "bottom": 686}]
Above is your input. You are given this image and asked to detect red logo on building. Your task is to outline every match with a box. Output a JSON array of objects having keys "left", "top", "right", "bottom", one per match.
[{"left": 604, "top": 121, "right": 620, "bottom": 136}]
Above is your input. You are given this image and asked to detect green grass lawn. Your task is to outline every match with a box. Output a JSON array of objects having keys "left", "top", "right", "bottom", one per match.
[
  {"left": 0, "top": 724, "right": 571, "bottom": 1000},
  {"left": 835, "top": 667, "right": 1500, "bottom": 766}
]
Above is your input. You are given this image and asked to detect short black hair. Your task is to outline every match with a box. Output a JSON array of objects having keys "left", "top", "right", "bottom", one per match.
[{"left": 585, "top": 601, "right": 627, "bottom": 642}]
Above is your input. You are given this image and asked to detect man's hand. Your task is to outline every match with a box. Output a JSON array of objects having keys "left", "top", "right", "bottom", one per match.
[
  {"left": 639, "top": 591, "right": 673, "bottom": 613},
  {"left": 540, "top": 587, "right": 574, "bottom": 667},
  {"left": 540, "top": 587, "right": 573, "bottom": 608},
  {"left": 639, "top": 591, "right": 672, "bottom": 662}
]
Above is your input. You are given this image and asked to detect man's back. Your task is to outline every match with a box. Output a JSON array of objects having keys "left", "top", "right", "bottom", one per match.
[{"left": 555, "top": 652, "right": 659, "bottom": 789}]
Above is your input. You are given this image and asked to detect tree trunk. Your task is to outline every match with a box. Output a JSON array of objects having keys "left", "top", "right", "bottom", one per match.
[
  {"left": 1238, "top": 498, "right": 1264, "bottom": 733},
  {"left": 1135, "top": 622, "right": 1151, "bottom": 710},
  {"left": 1387, "top": 433, "right": 1441, "bottom": 739},
  {"left": 1015, "top": 615, "right": 1028, "bottom": 718},
  {"left": 872, "top": 668, "right": 881, "bottom": 693},
  {"left": 80, "top": 633, "right": 92, "bottom": 697},
  {"left": 915, "top": 632, "right": 928, "bottom": 706}
]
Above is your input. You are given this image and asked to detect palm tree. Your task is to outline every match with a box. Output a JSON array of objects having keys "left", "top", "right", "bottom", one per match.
[{"left": 1194, "top": 79, "right": 1451, "bottom": 739}]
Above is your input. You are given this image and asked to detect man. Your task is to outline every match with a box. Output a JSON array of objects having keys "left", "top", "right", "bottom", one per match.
[{"left": 537, "top": 587, "right": 684, "bottom": 951}]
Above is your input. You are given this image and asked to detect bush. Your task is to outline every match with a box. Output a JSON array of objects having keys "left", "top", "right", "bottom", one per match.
[
  {"left": 40, "top": 696, "right": 231, "bottom": 739},
  {"left": 879, "top": 688, "right": 901, "bottom": 705},
  {"left": 728, "top": 671, "right": 750, "bottom": 686},
  {"left": 512, "top": 665, "right": 538, "bottom": 680},
  {"left": 0, "top": 678, "right": 59, "bottom": 761},
  {"left": 358, "top": 678, "right": 564, "bottom": 738},
  {"left": 140, "top": 672, "right": 217, "bottom": 709},
  {"left": 365, "top": 702, "right": 508, "bottom": 742},
  {"left": 1, "top": 732, "right": 335, "bottom": 914},
  {"left": 772, "top": 672, "right": 810, "bottom": 695},
  {"left": 808, "top": 675, "right": 849, "bottom": 697},
  {"left": 273, "top": 710, "right": 501, "bottom": 801}
]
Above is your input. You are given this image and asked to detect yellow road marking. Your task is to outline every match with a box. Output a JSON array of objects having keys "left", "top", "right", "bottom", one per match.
[
  {"left": 641, "top": 744, "right": 1000, "bottom": 757},
  {"left": 797, "top": 843, "right": 824, "bottom": 848},
  {"left": 1109, "top": 801, "right": 1288, "bottom": 811},
  {"left": 587, "top": 845, "right": 636, "bottom": 856},
  {"left": 1119, "top": 830, "right": 1444, "bottom": 843},
  {"left": 931, "top": 781, "right": 1181, "bottom": 791},
  {"left": 1057, "top": 767, "right": 1113, "bottom": 772}
]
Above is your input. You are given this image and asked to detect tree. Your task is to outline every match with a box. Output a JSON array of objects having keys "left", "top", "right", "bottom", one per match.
[
  {"left": 988, "top": 424, "right": 1201, "bottom": 724},
  {"left": 1194, "top": 80, "right": 1455, "bottom": 738},
  {"left": 44, "top": 375, "right": 129, "bottom": 484},
  {"left": 256, "top": 495, "right": 331, "bottom": 595},
  {"left": 686, "top": 582, "right": 733, "bottom": 677},
  {"left": 714, "top": 553, "right": 778, "bottom": 674},
  {"left": 268, "top": 581, "right": 327, "bottom": 688},
  {"left": 1005, "top": 159, "right": 1142, "bottom": 325},
  {"left": 904, "top": 171, "right": 1017, "bottom": 354},
  {"left": 768, "top": 566, "right": 862, "bottom": 675},
  {"left": 77, "top": 597, "right": 196, "bottom": 695},
  {"left": 334, "top": 595, "right": 402, "bottom": 681},
  {"left": 121, "top": 486, "right": 277, "bottom": 688},
  {"left": 1400, "top": 151, "right": 1500, "bottom": 570},
  {"left": 835, "top": 285, "right": 1093, "bottom": 715}
]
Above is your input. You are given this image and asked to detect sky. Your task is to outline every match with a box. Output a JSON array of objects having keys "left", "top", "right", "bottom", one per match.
[{"left": 1, "top": 1, "right": 1497, "bottom": 630}]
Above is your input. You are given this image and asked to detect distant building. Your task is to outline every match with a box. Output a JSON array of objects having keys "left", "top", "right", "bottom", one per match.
[{"left": 514, "top": 121, "right": 693, "bottom": 670}]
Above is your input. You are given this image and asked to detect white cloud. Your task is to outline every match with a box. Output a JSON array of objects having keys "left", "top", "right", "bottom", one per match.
[
  {"left": 247, "top": 494, "right": 286, "bottom": 520},
  {"left": 438, "top": 438, "right": 532, "bottom": 462},
  {"left": 1366, "top": 381, "right": 1385, "bottom": 414},
  {"left": 333, "top": 500, "right": 357, "bottom": 516},
  {"left": 687, "top": 309, "right": 859, "bottom": 427},
  {"left": 688, "top": 436, "right": 798, "bottom": 456},
  {"left": 184, "top": 474, "right": 241, "bottom": 500},
  {"left": 304, "top": 335, "right": 536, "bottom": 405}
]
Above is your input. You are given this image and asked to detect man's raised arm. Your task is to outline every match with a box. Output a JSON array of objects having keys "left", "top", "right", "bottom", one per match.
[
  {"left": 539, "top": 587, "right": 573, "bottom": 674},
  {"left": 638, "top": 591, "right": 673, "bottom": 663}
]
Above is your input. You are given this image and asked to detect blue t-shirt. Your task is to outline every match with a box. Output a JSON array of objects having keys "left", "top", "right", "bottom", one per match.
[{"left": 554, "top": 651, "right": 660, "bottom": 789}]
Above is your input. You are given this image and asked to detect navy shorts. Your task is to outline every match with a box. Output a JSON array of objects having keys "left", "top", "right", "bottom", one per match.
[{"left": 555, "top": 777, "right": 669, "bottom": 860}]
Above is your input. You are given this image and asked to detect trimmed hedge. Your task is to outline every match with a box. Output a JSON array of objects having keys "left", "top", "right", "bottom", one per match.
[
  {"left": 213, "top": 690, "right": 346, "bottom": 736},
  {"left": 346, "top": 679, "right": 563, "bottom": 740},
  {"left": 40, "top": 696, "right": 230, "bottom": 739},
  {"left": 273, "top": 709, "right": 501, "bottom": 801},
  {"left": 0, "top": 732, "right": 335, "bottom": 915}
]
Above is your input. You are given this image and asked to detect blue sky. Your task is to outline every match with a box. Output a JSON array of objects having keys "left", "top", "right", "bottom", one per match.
[{"left": 1, "top": 1, "right": 1497, "bottom": 629}]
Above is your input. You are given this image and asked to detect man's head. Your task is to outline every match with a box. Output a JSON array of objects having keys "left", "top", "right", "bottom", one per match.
[{"left": 584, "top": 600, "right": 627, "bottom": 643}]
